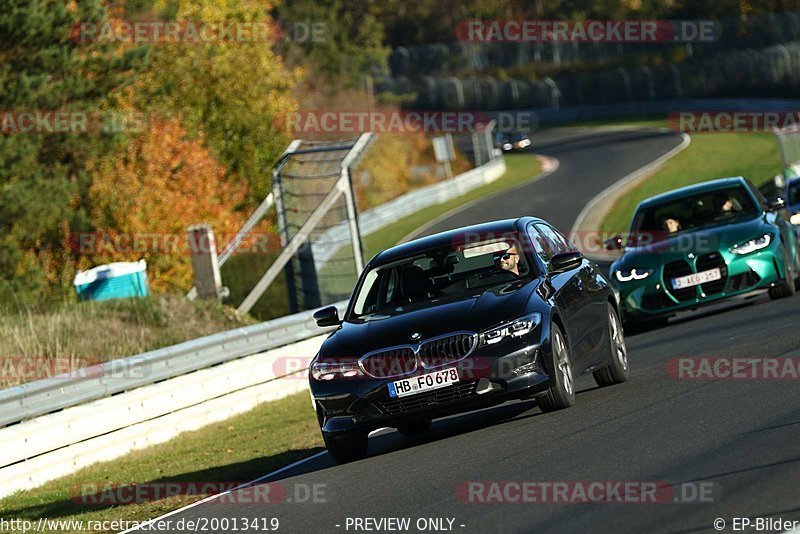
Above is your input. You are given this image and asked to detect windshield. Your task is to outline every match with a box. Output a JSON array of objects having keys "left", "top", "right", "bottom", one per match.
[
  {"left": 789, "top": 181, "right": 800, "bottom": 205},
  {"left": 631, "top": 185, "right": 759, "bottom": 238},
  {"left": 351, "top": 237, "right": 530, "bottom": 320}
]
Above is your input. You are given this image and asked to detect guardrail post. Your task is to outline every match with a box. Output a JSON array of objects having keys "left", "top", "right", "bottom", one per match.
[
  {"left": 543, "top": 77, "right": 560, "bottom": 108},
  {"left": 188, "top": 224, "right": 222, "bottom": 300}
]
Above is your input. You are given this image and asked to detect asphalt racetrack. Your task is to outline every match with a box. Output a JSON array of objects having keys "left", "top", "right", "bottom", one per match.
[{"left": 134, "top": 129, "right": 800, "bottom": 534}]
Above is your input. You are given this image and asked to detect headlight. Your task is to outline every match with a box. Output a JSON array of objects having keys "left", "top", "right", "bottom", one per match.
[
  {"left": 310, "top": 359, "right": 363, "bottom": 381},
  {"left": 791, "top": 212, "right": 800, "bottom": 225},
  {"left": 730, "top": 234, "right": 772, "bottom": 255},
  {"left": 480, "top": 313, "right": 541, "bottom": 346},
  {"left": 502, "top": 143, "right": 512, "bottom": 150},
  {"left": 614, "top": 268, "right": 653, "bottom": 282}
]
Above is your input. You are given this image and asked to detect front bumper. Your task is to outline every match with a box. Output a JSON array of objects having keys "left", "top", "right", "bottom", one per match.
[
  {"left": 310, "top": 330, "right": 554, "bottom": 434},
  {"left": 617, "top": 249, "right": 783, "bottom": 322}
]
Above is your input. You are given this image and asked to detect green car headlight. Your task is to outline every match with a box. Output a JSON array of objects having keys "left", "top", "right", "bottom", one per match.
[
  {"left": 729, "top": 234, "right": 772, "bottom": 255},
  {"left": 791, "top": 212, "right": 800, "bottom": 225},
  {"left": 615, "top": 268, "right": 653, "bottom": 282}
]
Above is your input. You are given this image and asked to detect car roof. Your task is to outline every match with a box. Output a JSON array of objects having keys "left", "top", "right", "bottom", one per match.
[
  {"left": 638, "top": 177, "right": 747, "bottom": 208},
  {"left": 369, "top": 217, "right": 541, "bottom": 266}
]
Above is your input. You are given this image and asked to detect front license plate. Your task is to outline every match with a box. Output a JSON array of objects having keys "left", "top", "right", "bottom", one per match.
[
  {"left": 388, "top": 368, "right": 459, "bottom": 398},
  {"left": 671, "top": 267, "right": 721, "bottom": 290}
]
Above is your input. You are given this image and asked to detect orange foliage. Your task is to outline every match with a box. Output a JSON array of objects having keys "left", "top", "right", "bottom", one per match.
[{"left": 88, "top": 117, "right": 252, "bottom": 292}]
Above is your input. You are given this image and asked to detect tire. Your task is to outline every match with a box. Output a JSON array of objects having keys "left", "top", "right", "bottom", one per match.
[
  {"left": 593, "top": 304, "right": 630, "bottom": 387},
  {"left": 396, "top": 418, "right": 432, "bottom": 436},
  {"left": 794, "top": 247, "right": 800, "bottom": 291},
  {"left": 322, "top": 430, "right": 368, "bottom": 464},
  {"left": 769, "top": 247, "right": 796, "bottom": 300},
  {"left": 538, "top": 323, "right": 575, "bottom": 413}
]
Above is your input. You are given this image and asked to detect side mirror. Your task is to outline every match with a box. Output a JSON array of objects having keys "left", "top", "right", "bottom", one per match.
[
  {"left": 767, "top": 196, "right": 786, "bottom": 211},
  {"left": 313, "top": 306, "right": 341, "bottom": 327},
  {"left": 604, "top": 234, "right": 623, "bottom": 250},
  {"left": 551, "top": 251, "right": 583, "bottom": 273}
]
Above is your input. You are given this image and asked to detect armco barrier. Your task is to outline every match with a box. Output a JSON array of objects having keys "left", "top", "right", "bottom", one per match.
[
  {"left": 0, "top": 300, "right": 347, "bottom": 428},
  {"left": 0, "top": 334, "right": 330, "bottom": 497}
]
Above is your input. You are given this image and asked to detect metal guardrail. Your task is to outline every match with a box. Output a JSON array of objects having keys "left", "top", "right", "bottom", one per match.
[{"left": 0, "top": 301, "right": 348, "bottom": 427}]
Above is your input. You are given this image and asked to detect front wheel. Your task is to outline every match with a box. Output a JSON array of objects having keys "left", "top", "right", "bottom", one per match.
[
  {"left": 594, "top": 304, "right": 630, "bottom": 387},
  {"left": 769, "top": 247, "right": 796, "bottom": 300},
  {"left": 322, "top": 430, "right": 368, "bottom": 464},
  {"left": 794, "top": 245, "right": 800, "bottom": 291},
  {"left": 538, "top": 323, "right": 575, "bottom": 413}
]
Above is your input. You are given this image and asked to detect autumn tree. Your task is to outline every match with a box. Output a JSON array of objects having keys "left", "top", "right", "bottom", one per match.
[
  {"left": 0, "top": 0, "right": 148, "bottom": 309},
  {"left": 88, "top": 117, "right": 251, "bottom": 292}
]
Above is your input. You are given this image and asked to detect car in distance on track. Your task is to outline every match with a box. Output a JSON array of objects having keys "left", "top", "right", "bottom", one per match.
[
  {"left": 309, "top": 218, "right": 629, "bottom": 463},
  {"left": 607, "top": 177, "right": 800, "bottom": 331},
  {"left": 495, "top": 131, "right": 532, "bottom": 152}
]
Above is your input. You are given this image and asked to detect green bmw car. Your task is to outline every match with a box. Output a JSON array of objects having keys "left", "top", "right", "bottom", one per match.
[{"left": 608, "top": 177, "right": 800, "bottom": 330}]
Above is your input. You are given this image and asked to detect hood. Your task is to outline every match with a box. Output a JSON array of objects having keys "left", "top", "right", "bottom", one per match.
[
  {"left": 318, "top": 278, "right": 542, "bottom": 358},
  {"left": 612, "top": 215, "right": 773, "bottom": 271}
]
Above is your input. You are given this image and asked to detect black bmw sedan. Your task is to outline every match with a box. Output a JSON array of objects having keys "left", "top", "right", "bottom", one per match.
[{"left": 309, "top": 217, "right": 629, "bottom": 463}]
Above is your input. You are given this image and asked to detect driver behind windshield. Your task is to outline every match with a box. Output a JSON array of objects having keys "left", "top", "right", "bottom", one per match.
[
  {"left": 661, "top": 215, "right": 682, "bottom": 234},
  {"left": 715, "top": 192, "right": 743, "bottom": 216},
  {"left": 493, "top": 245, "right": 520, "bottom": 276}
]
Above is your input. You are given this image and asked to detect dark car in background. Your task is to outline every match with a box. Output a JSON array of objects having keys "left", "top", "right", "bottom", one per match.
[
  {"left": 309, "top": 218, "right": 629, "bottom": 463},
  {"left": 495, "top": 131, "right": 532, "bottom": 152},
  {"left": 786, "top": 176, "right": 800, "bottom": 232},
  {"left": 608, "top": 177, "right": 800, "bottom": 331}
]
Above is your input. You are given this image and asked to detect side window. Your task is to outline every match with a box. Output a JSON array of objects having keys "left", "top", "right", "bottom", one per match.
[
  {"left": 549, "top": 225, "right": 578, "bottom": 253},
  {"left": 527, "top": 223, "right": 571, "bottom": 269},
  {"left": 536, "top": 223, "right": 571, "bottom": 255},
  {"left": 527, "top": 223, "right": 554, "bottom": 267}
]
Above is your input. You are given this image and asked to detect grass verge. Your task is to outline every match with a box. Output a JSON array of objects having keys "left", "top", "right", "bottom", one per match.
[
  {"left": 600, "top": 131, "right": 783, "bottom": 233},
  {"left": 0, "top": 392, "right": 322, "bottom": 534},
  {"left": 0, "top": 295, "right": 255, "bottom": 388}
]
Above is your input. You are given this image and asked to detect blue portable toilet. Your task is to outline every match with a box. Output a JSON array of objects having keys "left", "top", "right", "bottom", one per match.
[{"left": 73, "top": 260, "right": 150, "bottom": 301}]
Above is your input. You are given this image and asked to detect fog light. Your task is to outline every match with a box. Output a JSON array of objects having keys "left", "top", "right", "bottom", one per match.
[{"left": 475, "top": 378, "right": 502, "bottom": 395}]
